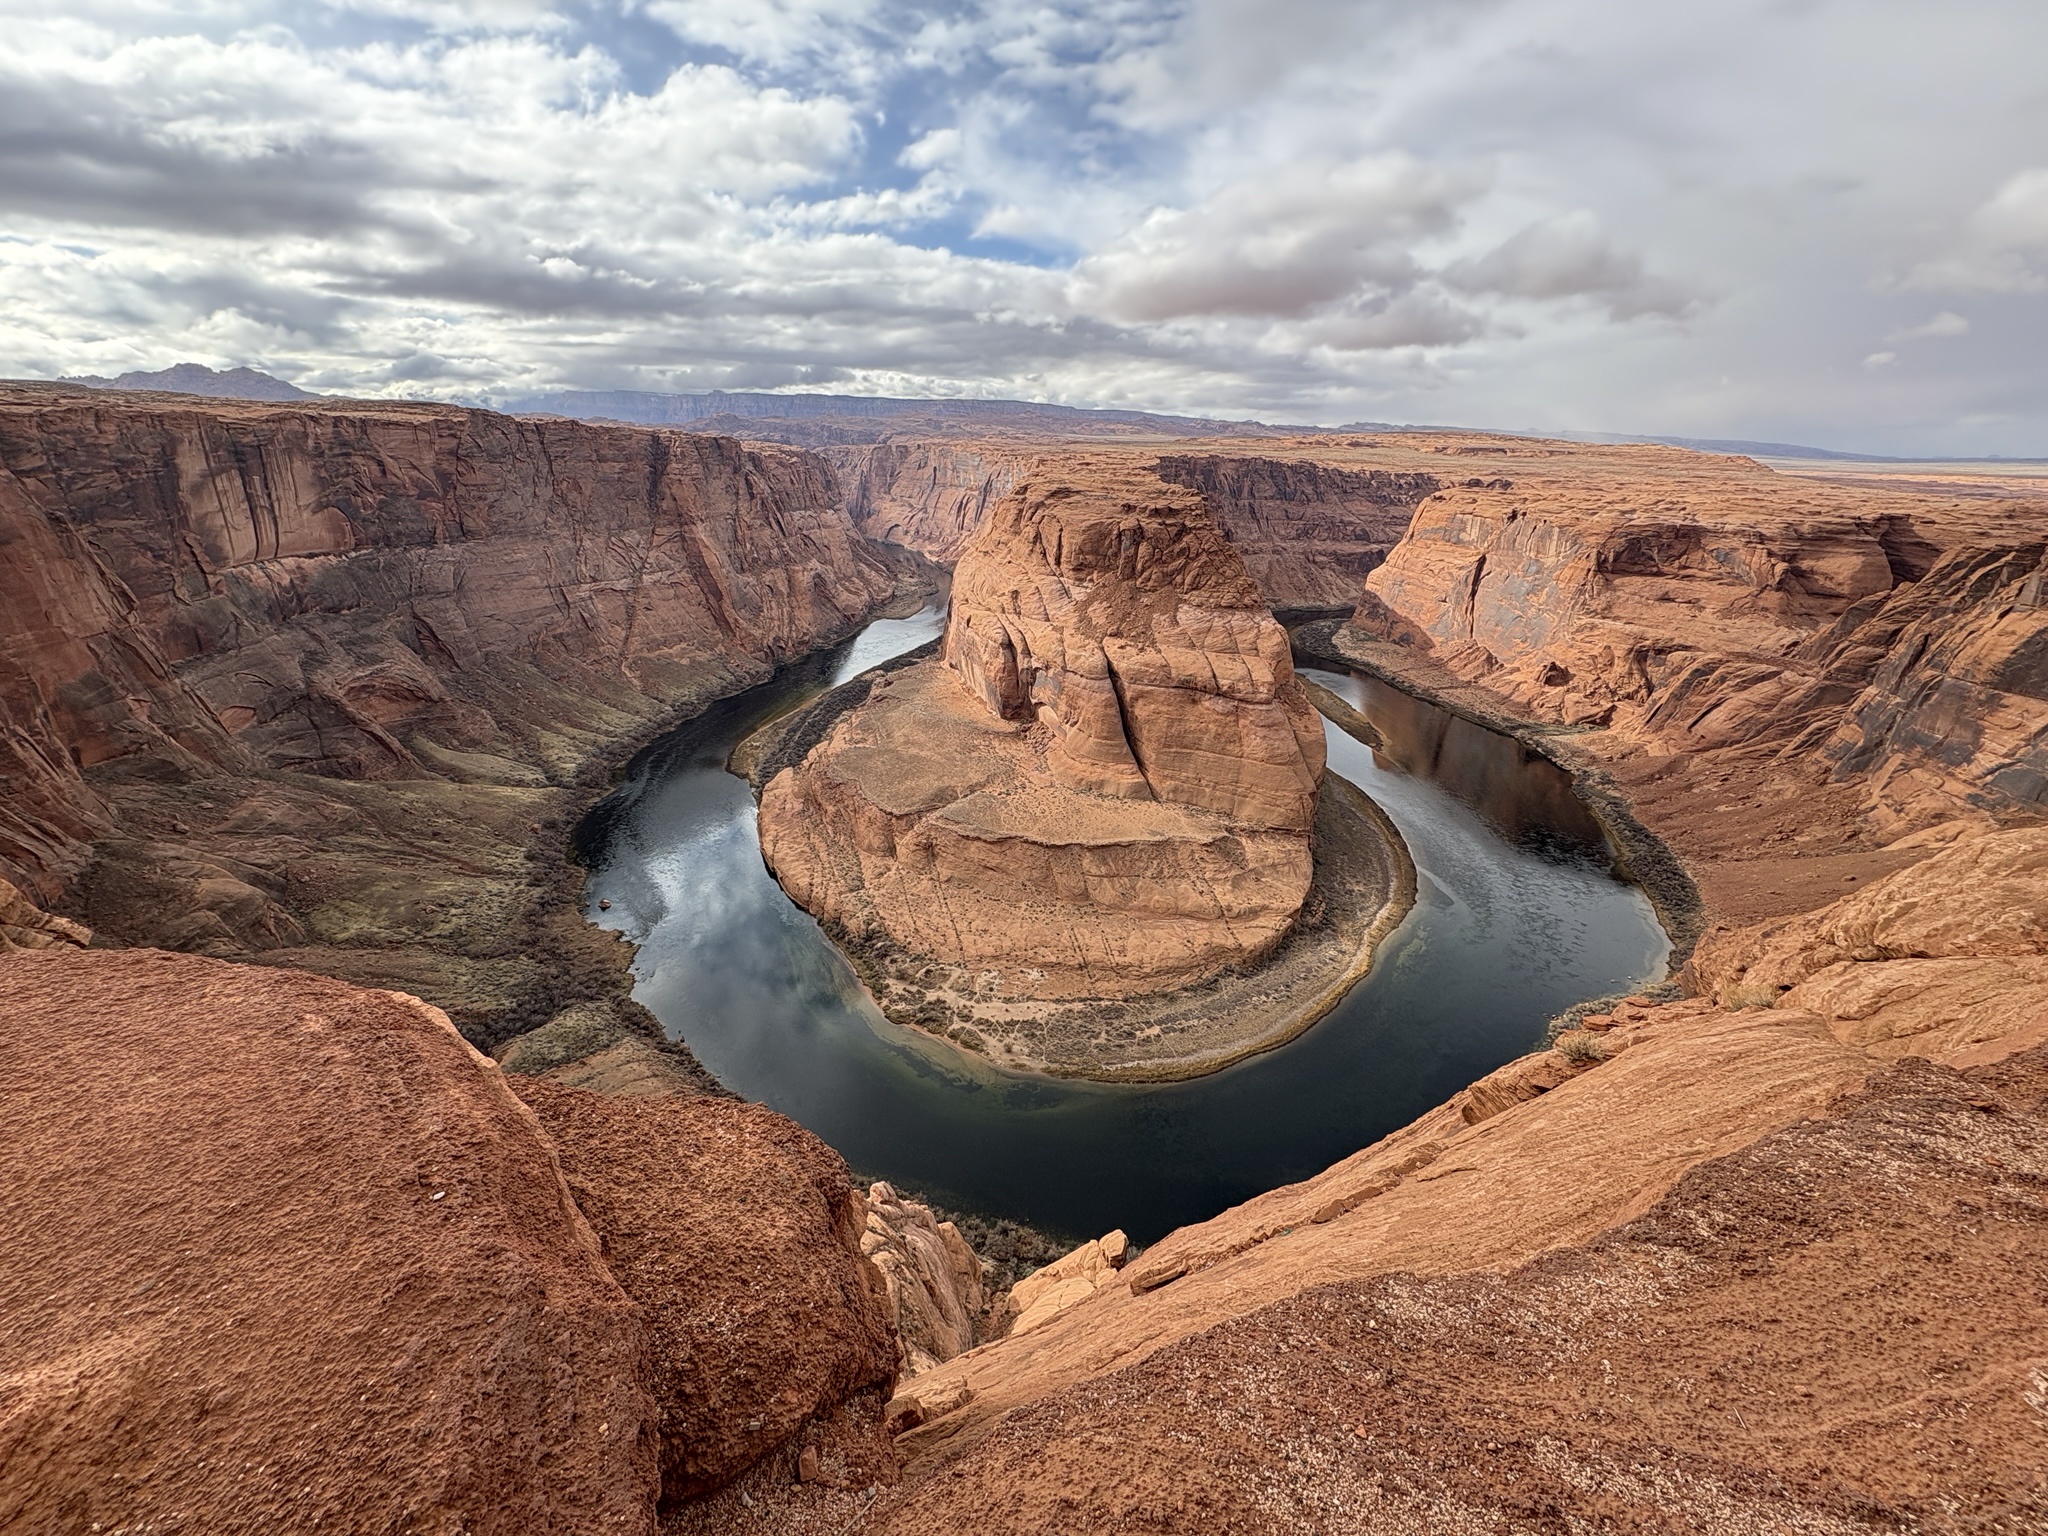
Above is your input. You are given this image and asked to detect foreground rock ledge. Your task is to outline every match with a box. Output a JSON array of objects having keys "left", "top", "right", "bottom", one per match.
[
  {"left": 0, "top": 948, "right": 658, "bottom": 1535},
  {"left": 756, "top": 464, "right": 1413, "bottom": 1077}
]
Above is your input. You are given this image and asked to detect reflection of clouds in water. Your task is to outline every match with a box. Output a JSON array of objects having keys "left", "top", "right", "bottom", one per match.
[{"left": 829, "top": 604, "right": 945, "bottom": 685}]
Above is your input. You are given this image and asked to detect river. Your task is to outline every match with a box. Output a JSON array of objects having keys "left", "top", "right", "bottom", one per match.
[{"left": 577, "top": 606, "right": 1667, "bottom": 1244}]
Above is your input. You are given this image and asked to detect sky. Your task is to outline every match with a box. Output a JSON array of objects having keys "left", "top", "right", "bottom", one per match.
[{"left": 1, "top": 0, "right": 2044, "bottom": 453}]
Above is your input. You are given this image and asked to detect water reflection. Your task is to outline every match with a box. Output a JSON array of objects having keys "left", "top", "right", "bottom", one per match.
[{"left": 578, "top": 617, "right": 1667, "bottom": 1243}]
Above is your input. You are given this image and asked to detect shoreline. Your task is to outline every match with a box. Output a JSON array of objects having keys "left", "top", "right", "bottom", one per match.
[
  {"left": 732, "top": 660, "right": 1421, "bottom": 1084},
  {"left": 1290, "top": 619, "right": 1707, "bottom": 974}
]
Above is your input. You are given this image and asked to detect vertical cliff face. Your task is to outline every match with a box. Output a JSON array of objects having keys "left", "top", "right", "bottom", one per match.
[
  {"left": 943, "top": 469, "right": 1325, "bottom": 829},
  {"left": 0, "top": 386, "right": 901, "bottom": 902},
  {"left": 1350, "top": 449, "right": 2048, "bottom": 830},
  {"left": 824, "top": 442, "right": 1030, "bottom": 563},
  {"left": 1154, "top": 453, "right": 1439, "bottom": 609}
]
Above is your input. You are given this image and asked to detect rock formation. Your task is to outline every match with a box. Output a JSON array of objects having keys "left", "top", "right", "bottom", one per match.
[
  {"left": 509, "top": 1079, "right": 899, "bottom": 1503},
  {"left": 0, "top": 948, "right": 660, "bottom": 1534},
  {"left": 1343, "top": 436, "right": 2047, "bottom": 833},
  {"left": 759, "top": 463, "right": 1327, "bottom": 1010},
  {"left": 0, "top": 877, "right": 91, "bottom": 951},
  {"left": 859, "top": 1183, "right": 989, "bottom": 1375},
  {"left": 824, "top": 441, "right": 1440, "bottom": 610},
  {"left": 1154, "top": 452, "right": 1438, "bottom": 608},
  {"left": 0, "top": 383, "right": 911, "bottom": 1047}
]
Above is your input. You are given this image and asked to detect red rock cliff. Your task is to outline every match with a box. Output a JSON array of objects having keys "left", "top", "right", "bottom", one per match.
[{"left": 0, "top": 385, "right": 899, "bottom": 901}]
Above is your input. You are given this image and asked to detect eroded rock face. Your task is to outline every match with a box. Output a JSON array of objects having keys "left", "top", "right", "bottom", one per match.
[
  {"left": 1347, "top": 443, "right": 2048, "bottom": 830},
  {"left": 860, "top": 1182, "right": 988, "bottom": 1375},
  {"left": 942, "top": 471, "right": 1324, "bottom": 829},
  {"left": 1154, "top": 453, "right": 1438, "bottom": 609},
  {"left": 0, "top": 384, "right": 900, "bottom": 904},
  {"left": 1691, "top": 826, "right": 2048, "bottom": 1059},
  {"left": 508, "top": 1080, "right": 899, "bottom": 1503},
  {"left": 0, "top": 949, "right": 658, "bottom": 1535},
  {"left": 0, "top": 877, "right": 91, "bottom": 951},
  {"left": 759, "top": 466, "right": 1325, "bottom": 1003},
  {"left": 828, "top": 442, "right": 1030, "bottom": 563}
]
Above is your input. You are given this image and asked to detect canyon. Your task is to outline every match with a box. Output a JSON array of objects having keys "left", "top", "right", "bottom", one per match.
[{"left": 3, "top": 383, "right": 2045, "bottom": 1530}]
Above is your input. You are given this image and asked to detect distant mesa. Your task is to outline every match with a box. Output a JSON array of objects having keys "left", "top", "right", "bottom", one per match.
[
  {"left": 61, "top": 362, "right": 319, "bottom": 401},
  {"left": 501, "top": 387, "right": 1312, "bottom": 442}
]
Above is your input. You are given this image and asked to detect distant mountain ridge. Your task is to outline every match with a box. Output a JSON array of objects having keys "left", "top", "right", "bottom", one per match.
[
  {"left": 27, "top": 366, "right": 2040, "bottom": 460},
  {"left": 60, "top": 364, "right": 319, "bottom": 402},
  {"left": 499, "top": 388, "right": 1306, "bottom": 439}
]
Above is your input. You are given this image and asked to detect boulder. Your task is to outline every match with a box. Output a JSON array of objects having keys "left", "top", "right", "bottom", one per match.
[
  {"left": 509, "top": 1079, "right": 899, "bottom": 1503},
  {"left": 0, "top": 948, "right": 658, "bottom": 1535}
]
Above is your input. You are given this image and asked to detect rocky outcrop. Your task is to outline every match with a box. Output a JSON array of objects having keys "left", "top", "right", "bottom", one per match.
[
  {"left": 999, "top": 1229, "right": 1130, "bottom": 1337},
  {"left": 1691, "top": 825, "right": 2048, "bottom": 1060},
  {"left": 1346, "top": 439, "right": 2047, "bottom": 831},
  {"left": 1155, "top": 453, "right": 1438, "bottom": 608},
  {"left": 943, "top": 469, "right": 1325, "bottom": 826},
  {"left": 509, "top": 1080, "right": 899, "bottom": 1503},
  {"left": 0, "top": 948, "right": 659, "bottom": 1534},
  {"left": 0, "top": 876, "right": 91, "bottom": 950},
  {"left": 758, "top": 464, "right": 1328, "bottom": 1013},
  {"left": 0, "top": 383, "right": 912, "bottom": 1048},
  {"left": 860, "top": 1183, "right": 988, "bottom": 1375},
  {"left": 874, "top": 1043, "right": 2048, "bottom": 1533}
]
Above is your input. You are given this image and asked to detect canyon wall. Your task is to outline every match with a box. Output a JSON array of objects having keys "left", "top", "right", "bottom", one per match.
[
  {"left": 1347, "top": 442, "right": 2047, "bottom": 835},
  {"left": 825, "top": 441, "right": 1031, "bottom": 563},
  {"left": 1155, "top": 452, "right": 1438, "bottom": 609},
  {"left": 0, "top": 384, "right": 908, "bottom": 1041},
  {"left": 821, "top": 441, "right": 1441, "bottom": 612}
]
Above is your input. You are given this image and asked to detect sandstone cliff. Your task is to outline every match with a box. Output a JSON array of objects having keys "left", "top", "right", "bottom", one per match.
[
  {"left": 1155, "top": 452, "right": 1437, "bottom": 609},
  {"left": 825, "top": 442, "right": 1030, "bottom": 563},
  {"left": 0, "top": 384, "right": 909, "bottom": 1045},
  {"left": 821, "top": 441, "right": 1440, "bottom": 613},
  {"left": 758, "top": 463, "right": 1336, "bottom": 1028},
  {"left": 1345, "top": 437, "right": 2046, "bottom": 834}
]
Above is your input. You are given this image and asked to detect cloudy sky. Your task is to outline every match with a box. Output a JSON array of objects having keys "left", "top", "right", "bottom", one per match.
[{"left": 2, "top": 0, "right": 2043, "bottom": 452}]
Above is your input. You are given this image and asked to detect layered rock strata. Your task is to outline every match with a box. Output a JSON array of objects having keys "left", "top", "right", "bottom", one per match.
[
  {"left": 1345, "top": 438, "right": 2048, "bottom": 835},
  {"left": 759, "top": 465, "right": 1366, "bottom": 1069},
  {"left": 1154, "top": 452, "right": 1438, "bottom": 608},
  {"left": 0, "top": 383, "right": 910, "bottom": 1047}
]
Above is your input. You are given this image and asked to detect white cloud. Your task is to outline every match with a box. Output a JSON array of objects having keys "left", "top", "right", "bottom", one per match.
[
  {"left": 0, "top": 0, "right": 2042, "bottom": 451},
  {"left": 1905, "top": 167, "right": 2048, "bottom": 294},
  {"left": 1888, "top": 310, "right": 1969, "bottom": 341},
  {"left": 1863, "top": 351, "right": 1896, "bottom": 369}
]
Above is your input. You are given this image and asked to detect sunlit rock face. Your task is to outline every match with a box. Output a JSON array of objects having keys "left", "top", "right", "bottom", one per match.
[{"left": 760, "top": 464, "right": 1326, "bottom": 1002}]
